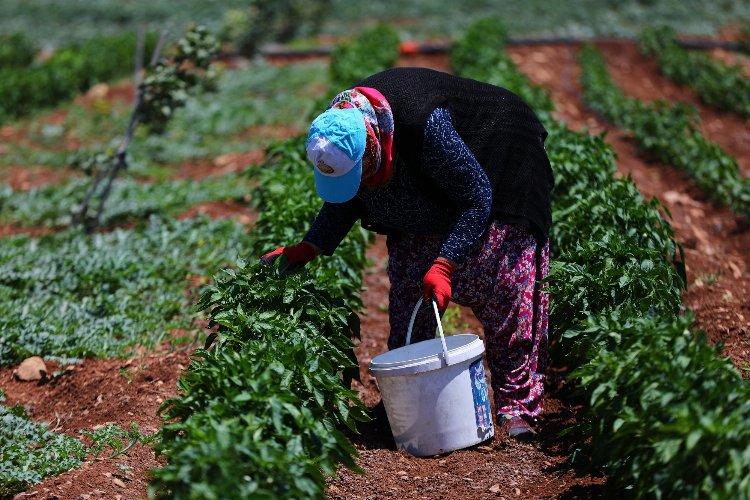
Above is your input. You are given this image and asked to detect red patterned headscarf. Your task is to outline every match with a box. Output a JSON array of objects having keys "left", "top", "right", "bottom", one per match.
[{"left": 329, "top": 87, "right": 394, "bottom": 186}]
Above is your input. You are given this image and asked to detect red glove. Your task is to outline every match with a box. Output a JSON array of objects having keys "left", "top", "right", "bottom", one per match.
[
  {"left": 260, "top": 241, "right": 318, "bottom": 274},
  {"left": 423, "top": 258, "right": 455, "bottom": 311}
]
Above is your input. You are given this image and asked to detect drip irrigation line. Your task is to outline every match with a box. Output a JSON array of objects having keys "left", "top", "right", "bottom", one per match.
[{"left": 260, "top": 37, "right": 745, "bottom": 59}]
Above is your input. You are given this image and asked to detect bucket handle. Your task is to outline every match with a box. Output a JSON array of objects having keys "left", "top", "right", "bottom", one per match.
[{"left": 406, "top": 297, "right": 451, "bottom": 365}]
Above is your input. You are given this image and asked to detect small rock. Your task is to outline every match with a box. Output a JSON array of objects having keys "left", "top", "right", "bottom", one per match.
[
  {"left": 112, "top": 478, "right": 126, "bottom": 488},
  {"left": 663, "top": 190, "right": 699, "bottom": 207},
  {"left": 396, "top": 470, "right": 407, "bottom": 476},
  {"left": 86, "top": 83, "right": 109, "bottom": 100},
  {"left": 728, "top": 261, "right": 743, "bottom": 279},
  {"left": 477, "top": 445, "right": 493, "bottom": 452},
  {"left": 514, "top": 487, "right": 521, "bottom": 496},
  {"left": 489, "top": 483, "right": 502, "bottom": 493},
  {"left": 13, "top": 356, "right": 47, "bottom": 381},
  {"left": 438, "top": 459, "right": 447, "bottom": 466}
]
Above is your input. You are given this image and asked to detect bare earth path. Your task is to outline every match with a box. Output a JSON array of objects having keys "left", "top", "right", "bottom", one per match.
[
  {"left": 327, "top": 237, "right": 604, "bottom": 499},
  {"left": 596, "top": 41, "right": 750, "bottom": 176},
  {"left": 325, "top": 52, "right": 604, "bottom": 499},
  {"left": 3, "top": 341, "right": 191, "bottom": 499}
]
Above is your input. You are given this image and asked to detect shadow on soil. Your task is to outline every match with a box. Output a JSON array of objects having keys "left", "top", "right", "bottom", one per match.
[{"left": 345, "top": 375, "right": 608, "bottom": 498}]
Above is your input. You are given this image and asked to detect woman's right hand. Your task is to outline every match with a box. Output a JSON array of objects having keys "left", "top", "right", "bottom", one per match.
[{"left": 260, "top": 241, "right": 319, "bottom": 274}]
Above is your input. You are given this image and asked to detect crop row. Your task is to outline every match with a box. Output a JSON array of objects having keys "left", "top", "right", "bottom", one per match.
[
  {"left": 578, "top": 43, "right": 750, "bottom": 218},
  {"left": 639, "top": 26, "right": 750, "bottom": 119},
  {"left": 454, "top": 18, "right": 750, "bottom": 497},
  {"left": 150, "top": 139, "right": 370, "bottom": 498},
  {"left": 329, "top": 24, "right": 400, "bottom": 89},
  {"left": 0, "top": 173, "right": 251, "bottom": 228},
  {"left": 0, "top": 33, "right": 35, "bottom": 68},
  {"left": 0, "top": 32, "right": 155, "bottom": 122},
  {"left": 150, "top": 28, "right": 399, "bottom": 497},
  {"left": 0, "top": 394, "right": 87, "bottom": 497},
  {"left": 0, "top": 216, "right": 251, "bottom": 366}
]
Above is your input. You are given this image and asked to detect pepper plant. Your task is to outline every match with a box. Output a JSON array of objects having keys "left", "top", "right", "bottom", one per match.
[
  {"left": 578, "top": 43, "right": 750, "bottom": 218},
  {"left": 454, "top": 18, "right": 750, "bottom": 498},
  {"left": 151, "top": 139, "right": 370, "bottom": 499},
  {"left": 639, "top": 26, "right": 750, "bottom": 119}
]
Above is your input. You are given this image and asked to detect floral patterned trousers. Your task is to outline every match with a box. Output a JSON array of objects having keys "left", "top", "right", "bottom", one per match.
[{"left": 386, "top": 222, "right": 550, "bottom": 418}]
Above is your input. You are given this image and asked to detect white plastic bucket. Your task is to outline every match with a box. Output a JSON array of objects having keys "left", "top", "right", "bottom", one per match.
[{"left": 369, "top": 298, "right": 494, "bottom": 456}]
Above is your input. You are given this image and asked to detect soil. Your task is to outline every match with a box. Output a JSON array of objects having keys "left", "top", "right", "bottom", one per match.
[
  {"left": 0, "top": 225, "right": 54, "bottom": 237},
  {"left": 709, "top": 48, "right": 750, "bottom": 76},
  {"left": 177, "top": 199, "right": 257, "bottom": 226},
  {"left": 0, "top": 165, "right": 75, "bottom": 190},
  {"left": 397, "top": 53, "right": 451, "bottom": 72},
  {"left": 595, "top": 41, "right": 750, "bottom": 176},
  {"left": 329, "top": 237, "right": 605, "bottom": 499},
  {"left": 508, "top": 43, "right": 750, "bottom": 372},
  {"left": 235, "top": 123, "right": 303, "bottom": 142},
  {"left": 0, "top": 123, "right": 41, "bottom": 152},
  {"left": 171, "top": 149, "right": 265, "bottom": 180},
  {"left": 1, "top": 339, "right": 193, "bottom": 500},
  {"left": 74, "top": 81, "right": 135, "bottom": 110}
]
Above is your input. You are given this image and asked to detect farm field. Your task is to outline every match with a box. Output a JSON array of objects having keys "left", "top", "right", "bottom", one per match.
[
  {"left": 1, "top": 3, "right": 750, "bottom": 499},
  {"left": 3, "top": 0, "right": 750, "bottom": 44}
]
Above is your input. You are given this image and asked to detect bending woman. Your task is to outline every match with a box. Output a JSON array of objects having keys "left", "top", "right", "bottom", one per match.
[{"left": 262, "top": 67, "right": 553, "bottom": 438}]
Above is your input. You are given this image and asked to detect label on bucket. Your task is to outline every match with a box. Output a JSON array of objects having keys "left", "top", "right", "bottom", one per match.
[{"left": 469, "top": 359, "right": 492, "bottom": 434}]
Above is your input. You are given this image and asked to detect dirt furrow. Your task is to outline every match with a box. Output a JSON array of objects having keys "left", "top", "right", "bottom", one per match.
[
  {"left": 3, "top": 342, "right": 192, "bottom": 499},
  {"left": 329, "top": 236, "right": 604, "bottom": 499},
  {"left": 509, "top": 43, "right": 750, "bottom": 372},
  {"left": 709, "top": 48, "right": 750, "bottom": 77},
  {"left": 329, "top": 51, "right": 607, "bottom": 499},
  {"left": 597, "top": 41, "right": 750, "bottom": 176}
]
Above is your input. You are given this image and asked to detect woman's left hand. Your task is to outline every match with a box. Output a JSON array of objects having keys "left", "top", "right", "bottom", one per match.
[{"left": 423, "top": 258, "right": 455, "bottom": 311}]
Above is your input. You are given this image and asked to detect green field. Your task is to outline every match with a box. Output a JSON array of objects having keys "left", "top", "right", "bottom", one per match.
[{"left": 2, "top": 0, "right": 750, "bottom": 45}]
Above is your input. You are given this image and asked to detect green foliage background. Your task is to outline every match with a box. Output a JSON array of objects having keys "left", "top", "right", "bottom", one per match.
[{"left": 2, "top": 0, "right": 750, "bottom": 45}]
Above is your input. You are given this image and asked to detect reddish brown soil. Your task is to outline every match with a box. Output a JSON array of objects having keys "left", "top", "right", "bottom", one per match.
[
  {"left": 595, "top": 41, "right": 750, "bottom": 175},
  {"left": 177, "top": 200, "right": 257, "bottom": 226},
  {"left": 709, "top": 48, "right": 750, "bottom": 76},
  {"left": 0, "top": 123, "right": 39, "bottom": 152},
  {"left": 74, "top": 81, "right": 135, "bottom": 110},
  {"left": 0, "top": 81, "right": 133, "bottom": 159},
  {"left": 330, "top": 237, "right": 605, "bottom": 498},
  {"left": 171, "top": 149, "right": 265, "bottom": 180},
  {"left": 397, "top": 53, "right": 451, "bottom": 72},
  {"left": 0, "top": 165, "right": 75, "bottom": 190},
  {"left": 509, "top": 43, "right": 750, "bottom": 371},
  {"left": 236, "top": 123, "right": 303, "bottom": 142},
  {"left": 265, "top": 53, "right": 328, "bottom": 66},
  {"left": 0, "top": 225, "right": 54, "bottom": 237},
  {"left": 1, "top": 340, "right": 193, "bottom": 500}
]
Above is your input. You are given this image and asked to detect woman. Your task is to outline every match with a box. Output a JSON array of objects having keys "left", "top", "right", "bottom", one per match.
[{"left": 262, "top": 67, "right": 553, "bottom": 438}]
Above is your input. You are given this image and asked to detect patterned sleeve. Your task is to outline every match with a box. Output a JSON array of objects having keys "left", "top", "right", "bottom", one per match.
[
  {"left": 422, "top": 107, "right": 492, "bottom": 265},
  {"left": 303, "top": 199, "right": 362, "bottom": 256}
]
